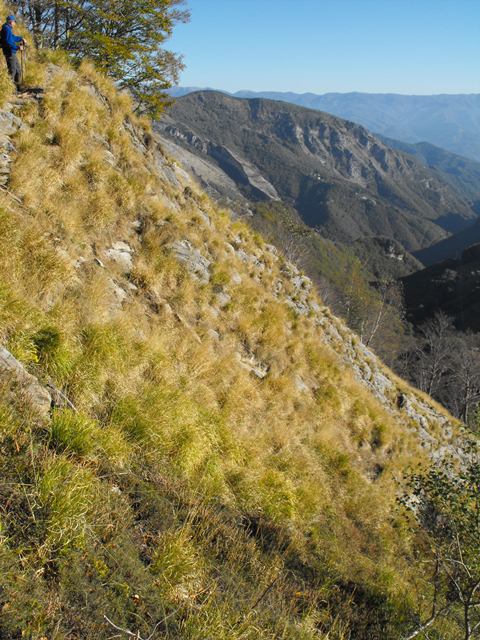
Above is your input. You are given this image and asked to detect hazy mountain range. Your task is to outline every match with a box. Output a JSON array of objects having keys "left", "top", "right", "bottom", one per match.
[{"left": 169, "top": 87, "right": 480, "bottom": 162}]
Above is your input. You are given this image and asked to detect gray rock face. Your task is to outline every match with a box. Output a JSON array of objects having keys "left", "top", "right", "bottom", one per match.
[
  {"left": 104, "top": 241, "right": 134, "bottom": 272},
  {"left": 109, "top": 278, "right": 128, "bottom": 304},
  {"left": 0, "top": 347, "right": 51, "bottom": 418},
  {"left": 295, "top": 376, "right": 310, "bottom": 393},
  {"left": 0, "top": 110, "right": 23, "bottom": 137},
  {"left": 215, "top": 291, "right": 231, "bottom": 309},
  {"left": 230, "top": 271, "right": 242, "bottom": 285},
  {"left": 170, "top": 239, "right": 211, "bottom": 284},
  {"left": 238, "top": 353, "right": 269, "bottom": 379},
  {"left": 0, "top": 106, "right": 24, "bottom": 186}
]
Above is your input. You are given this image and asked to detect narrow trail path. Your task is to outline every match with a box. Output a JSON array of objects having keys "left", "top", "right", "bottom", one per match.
[{"left": 0, "top": 87, "right": 43, "bottom": 187}]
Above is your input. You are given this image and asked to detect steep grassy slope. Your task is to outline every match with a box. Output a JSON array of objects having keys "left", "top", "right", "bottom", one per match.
[
  {"left": 156, "top": 139, "right": 416, "bottom": 360},
  {"left": 0, "top": 55, "right": 468, "bottom": 639}
]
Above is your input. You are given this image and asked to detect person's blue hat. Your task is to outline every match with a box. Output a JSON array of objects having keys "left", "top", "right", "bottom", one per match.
[{"left": 6, "top": 15, "right": 16, "bottom": 22}]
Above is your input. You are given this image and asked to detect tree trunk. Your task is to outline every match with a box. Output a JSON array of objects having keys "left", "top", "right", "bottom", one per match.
[
  {"left": 464, "top": 602, "right": 472, "bottom": 640},
  {"left": 54, "top": 0, "right": 59, "bottom": 47}
]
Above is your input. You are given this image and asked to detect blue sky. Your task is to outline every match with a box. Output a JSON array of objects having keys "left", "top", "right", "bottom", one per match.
[{"left": 169, "top": 0, "right": 480, "bottom": 95}]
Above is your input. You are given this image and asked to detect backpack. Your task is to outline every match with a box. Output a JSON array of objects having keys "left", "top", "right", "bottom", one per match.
[{"left": 1, "top": 24, "right": 8, "bottom": 53}]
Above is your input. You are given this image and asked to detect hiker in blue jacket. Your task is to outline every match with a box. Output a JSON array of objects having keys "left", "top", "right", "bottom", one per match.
[{"left": 1, "top": 15, "right": 25, "bottom": 89}]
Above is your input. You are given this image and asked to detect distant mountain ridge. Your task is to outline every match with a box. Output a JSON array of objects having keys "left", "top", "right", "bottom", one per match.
[
  {"left": 157, "top": 91, "right": 477, "bottom": 252},
  {"left": 170, "top": 87, "right": 480, "bottom": 162},
  {"left": 414, "top": 218, "right": 480, "bottom": 266}
]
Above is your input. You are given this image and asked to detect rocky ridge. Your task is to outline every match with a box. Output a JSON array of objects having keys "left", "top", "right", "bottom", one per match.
[
  {"left": 172, "top": 88, "right": 480, "bottom": 163},
  {"left": 0, "top": 103, "right": 24, "bottom": 186}
]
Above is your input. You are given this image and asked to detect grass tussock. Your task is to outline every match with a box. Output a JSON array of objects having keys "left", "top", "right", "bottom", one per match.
[
  {"left": 0, "top": 63, "right": 13, "bottom": 107},
  {"left": 0, "top": 21, "right": 455, "bottom": 639}
]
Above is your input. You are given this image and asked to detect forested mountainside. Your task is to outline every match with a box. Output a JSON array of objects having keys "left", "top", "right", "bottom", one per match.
[
  {"left": 351, "top": 236, "right": 423, "bottom": 279},
  {"left": 378, "top": 136, "right": 480, "bottom": 206},
  {"left": 414, "top": 217, "right": 480, "bottom": 266},
  {"left": 403, "top": 243, "right": 480, "bottom": 331},
  {"left": 0, "top": 39, "right": 476, "bottom": 640},
  {"left": 156, "top": 91, "right": 477, "bottom": 252}
]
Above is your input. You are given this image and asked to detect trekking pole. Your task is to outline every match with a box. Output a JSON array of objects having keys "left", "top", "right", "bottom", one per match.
[
  {"left": 19, "top": 48, "right": 23, "bottom": 86},
  {"left": 20, "top": 44, "right": 27, "bottom": 86}
]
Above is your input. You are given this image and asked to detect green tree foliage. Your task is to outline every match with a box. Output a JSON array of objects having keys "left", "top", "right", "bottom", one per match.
[
  {"left": 11, "top": 0, "right": 189, "bottom": 115},
  {"left": 402, "top": 448, "right": 480, "bottom": 639}
]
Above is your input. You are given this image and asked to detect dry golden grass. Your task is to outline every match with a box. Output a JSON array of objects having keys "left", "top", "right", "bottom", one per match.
[
  {"left": 0, "top": 29, "right": 461, "bottom": 638},
  {"left": 0, "top": 63, "right": 13, "bottom": 106}
]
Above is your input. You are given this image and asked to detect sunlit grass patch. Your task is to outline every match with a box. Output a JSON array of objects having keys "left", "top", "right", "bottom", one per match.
[
  {"left": 35, "top": 456, "right": 99, "bottom": 557},
  {"left": 49, "top": 409, "right": 131, "bottom": 468},
  {"left": 0, "top": 65, "right": 13, "bottom": 107}
]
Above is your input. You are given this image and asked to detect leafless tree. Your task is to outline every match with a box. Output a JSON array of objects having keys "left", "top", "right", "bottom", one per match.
[
  {"left": 402, "top": 315, "right": 480, "bottom": 426},
  {"left": 414, "top": 313, "right": 455, "bottom": 398},
  {"left": 448, "top": 335, "right": 480, "bottom": 424}
]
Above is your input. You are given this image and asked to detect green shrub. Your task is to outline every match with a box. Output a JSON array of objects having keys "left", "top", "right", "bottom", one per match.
[
  {"left": 50, "top": 410, "right": 97, "bottom": 456},
  {"left": 33, "top": 326, "right": 62, "bottom": 363}
]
